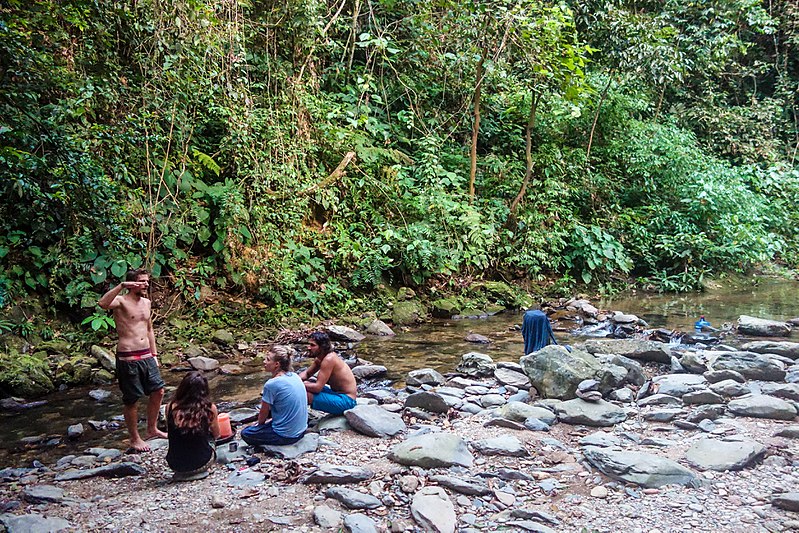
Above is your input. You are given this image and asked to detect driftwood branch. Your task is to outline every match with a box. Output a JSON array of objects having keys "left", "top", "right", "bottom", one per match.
[{"left": 268, "top": 151, "right": 357, "bottom": 199}]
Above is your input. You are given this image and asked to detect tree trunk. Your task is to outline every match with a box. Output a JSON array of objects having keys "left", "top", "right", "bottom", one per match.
[
  {"left": 586, "top": 70, "right": 615, "bottom": 162},
  {"left": 468, "top": 49, "right": 486, "bottom": 202},
  {"left": 510, "top": 91, "right": 540, "bottom": 215},
  {"left": 346, "top": 0, "right": 362, "bottom": 76}
]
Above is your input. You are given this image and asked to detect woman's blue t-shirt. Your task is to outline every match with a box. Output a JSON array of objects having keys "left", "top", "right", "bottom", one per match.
[{"left": 262, "top": 372, "right": 308, "bottom": 438}]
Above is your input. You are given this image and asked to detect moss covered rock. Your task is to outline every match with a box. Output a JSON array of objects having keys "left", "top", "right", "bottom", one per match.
[
  {"left": 392, "top": 300, "right": 425, "bottom": 326},
  {"left": 0, "top": 350, "right": 55, "bottom": 397},
  {"left": 431, "top": 298, "right": 461, "bottom": 319}
]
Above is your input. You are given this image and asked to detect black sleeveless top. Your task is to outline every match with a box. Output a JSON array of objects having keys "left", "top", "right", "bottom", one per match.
[{"left": 165, "top": 406, "right": 214, "bottom": 473}]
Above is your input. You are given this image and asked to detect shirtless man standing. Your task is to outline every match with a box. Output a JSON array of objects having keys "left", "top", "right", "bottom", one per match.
[
  {"left": 298, "top": 332, "right": 357, "bottom": 415},
  {"left": 98, "top": 269, "right": 167, "bottom": 451}
]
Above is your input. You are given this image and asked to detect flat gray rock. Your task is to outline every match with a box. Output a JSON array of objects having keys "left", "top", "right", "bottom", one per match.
[
  {"left": 685, "top": 437, "right": 766, "bottom": 471},
  {"left": 345, "top": 405, "right": 406, "bottom": 437},
  {"left": 727, "top": 395, "right": 797, "bottom": 420},
  {"left": 303, "top": 464, "right": 374, "bottom": 484},
  {"left": 711, "top": 351, "right": 786, "bottom": 381},
  {"left": 404, "top": 391, "right": 450, "bottom": 414},
  {"left": 428, "top": 474, "right": 490, "bottom": 496},
  {"left": 54, "top": 462, "right": 146, "bottom": 481},
  {"left": 737, "top": 315, "right": 791, "bottom": 337},
  {"left": 22, "top": 485, "right": 66, "bottom": 504},
  {"left": 704, "top": 369, "right": 746, "bottom": 383},
  {"left": 479, "top": 394, "right": 506, "bottom": 408},
  {"left": 579, "top": 431, "right": 621, "bottom": 448},
  {"left": 642, "top": 409, "right": 683, "bottom": 422},
  {"left": 324, "top": 325, "right": 366, "bottom": 342},
  {"left": 351, "top": 365, "right": 387, "bottom": 380},
  {"left": 554, "top": 399, "right": 627, "bottom": 427},
  {"left": 742, "top": 341, "right": 799, "bottom": 359},
  {"left": 258, "top": 433, "right": 319, "bottom": 458},
  {"left": 710, "top": 379, "right": 750, "bottom": 397},
  {"left": 637, "top": 393, "right": 682, "bottom": 407},
  {"left": 583, "top": 446, "right": 698, "bottom": 488},
  {"left": 316, "top": 415, "right": 351, "bottom": 433},
  {"left": 651, "top": 374, "right": 708, "bottom": 397},
  {"left": 472, "top": 434, "right": 528, "bottom": 456},
  {"left": 365, "top": 319, "right": 394, "bottom": 336},
  {"left": 494, "top": 367, "right": 530, "bottom": 388},
  {"left": 388, "top": 432, "right": 473, "bottom": 468},
  {"left": 313, "top": 505, "right": 342, "bottom": 529},
  {"left": 775, "top": 425, "right": 799, "bottom": 438},
  {"left": 583, "top": 339, "right": 671, "bottom": 364},
  {"left": 227, "top": 469, "right": 266, "bottom": 487},
  {"left": 761, "top": 383, "right": 799, "bottom": 401},
  {"left": 772, "top": 492, "right": 799, "bottom": 512},
  {"left": 344, "top": 513, "right": 378, "bottom": 533},
  {"left": 683, "top": 390, "right": 725, "bottom": 405},
  {"left": 227, "top": 408, "right": 258, "bottom": 424},
  {"left": 411, "top": 486, "right": 456, "bottom": 533},
  {"left": 0, "top": 513, "right": 71, "bottom": 533},
  {"left": 498, "top": 401, "right": 556, "bottom": 425},
  {"left": 325, "top": 487, "right": 382, "bottom": 510},
  {"left": 456, "top": 352, "right": 496, "bottom": 377},
  {"left": 188, "top": 356, "right": 219, "bottom": 371}
]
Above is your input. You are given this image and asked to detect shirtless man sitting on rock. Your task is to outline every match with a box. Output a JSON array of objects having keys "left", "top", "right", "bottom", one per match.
[
  {"left": 299, "top": 331, "right": 357, "bottom": 415},
  {"left": 99, "top": 269, "right": 167, "bottom": 451}
]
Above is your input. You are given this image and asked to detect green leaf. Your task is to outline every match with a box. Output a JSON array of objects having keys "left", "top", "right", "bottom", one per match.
[
  {"left": 110, "top": 260, "right": 127, "bottom": 278},
  {"left": 91, "top": 268, "right": 107, "bottom": 284},
  {"left": 581, "top": 270, "right": 592, "bottom": 284}
]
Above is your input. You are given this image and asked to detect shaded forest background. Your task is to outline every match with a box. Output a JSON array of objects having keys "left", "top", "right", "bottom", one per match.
[{"left": 2, "top": 0, "right": 799, "bottom": 326}]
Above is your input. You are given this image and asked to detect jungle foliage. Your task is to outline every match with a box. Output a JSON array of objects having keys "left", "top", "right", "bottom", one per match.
[{"left": 1, "top": 0, "right": 798, "bottom": 322}]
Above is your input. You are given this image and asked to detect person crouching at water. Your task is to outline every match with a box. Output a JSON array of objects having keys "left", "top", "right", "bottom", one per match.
[
  {"left": 165, "top": 371, "right": 220, "bottom": 481},
  {"left": 241, "top": 346, "right": 308, "bottom": 446},
  {"left": 521, "top": 309, "right": 558, "bottom": 355}
]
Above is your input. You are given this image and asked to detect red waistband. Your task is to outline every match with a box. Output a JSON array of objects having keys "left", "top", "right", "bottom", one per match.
[{"left": 116, "top": 348, "right": 153, "bottom": 362}]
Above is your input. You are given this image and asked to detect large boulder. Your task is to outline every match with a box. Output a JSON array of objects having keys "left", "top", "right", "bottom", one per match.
[
  {"left": 456, "top": 352, "right": 496, "bottom": 378},
  {"left": 497, "top": 402, "right": 557, "bottom": 426},
  {"left": 324, "top": 325, "right": 366, "bottom": 343},
  {"left": 388, "top": 432, "right": 473, "bottom": 468},
  {"left": 392, "top": 301, "right": 425, "bottom": 325},
  {"left": 407, "top": 368, "right": 445, "bottom": 387},
  {"left": 737, "top": 315, "right": 791, "bottom": 337},
  {"left": 741, "top": 341, "right": 799, "bottom": 360},
  {"left": 582, "top": 447, "right": 698, "bottom": 488},
  {"left": 582, "top": 339, "right": 672, "bottom": 364},
  {"left": 431, "top": 298, "right": 461, "bottom": 319},
  {"left": 709, "top": 351, "right": 786, "bottom": 381},
  {"left": 651, "top": 374, "right": 708, "bottom": 397},
  {"left": 520, "top": 345, "right": 625, "bottom": 399}
]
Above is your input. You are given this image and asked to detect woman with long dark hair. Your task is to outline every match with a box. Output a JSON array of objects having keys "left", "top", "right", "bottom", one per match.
[{"left": 165, "top": 371, "right": 220, "bottom": 480}]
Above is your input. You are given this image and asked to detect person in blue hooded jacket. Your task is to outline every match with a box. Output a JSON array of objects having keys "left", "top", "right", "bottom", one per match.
[{"left": 522, "top": 309, "right": 558, "bottom": 355}]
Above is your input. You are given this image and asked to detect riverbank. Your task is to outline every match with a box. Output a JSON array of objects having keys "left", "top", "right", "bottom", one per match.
[{"left": 2, "top": 297, "right": 799, "bottom": 532}]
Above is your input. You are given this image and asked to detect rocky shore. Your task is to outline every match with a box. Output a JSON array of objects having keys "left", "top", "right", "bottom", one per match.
[{"left": 2, "top": 300, "right": 799, "bottom": 532}]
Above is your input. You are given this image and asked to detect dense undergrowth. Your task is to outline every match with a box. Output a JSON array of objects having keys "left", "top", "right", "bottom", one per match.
[{"left": 1, "top": 0, "right": 798, "bottom": 335}]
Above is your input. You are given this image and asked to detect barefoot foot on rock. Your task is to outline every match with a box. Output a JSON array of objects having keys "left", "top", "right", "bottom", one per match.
[{"left": 147, "top": 429, "right": 168, "bottom": 440}]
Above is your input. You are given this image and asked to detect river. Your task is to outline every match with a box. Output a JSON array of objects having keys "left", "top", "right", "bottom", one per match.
[{"left": 2, "top": 276, "right": 797, "bottom": 466}]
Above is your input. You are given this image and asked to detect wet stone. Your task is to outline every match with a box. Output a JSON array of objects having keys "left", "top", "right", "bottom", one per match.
[
  {"left": 302, "top": 464, "right": 374, "bottom": 484},
  {"left": 727, "top": 395, "right": 797, "bottom": 420},
  {"left": 344, "top": 513, "right": 378, "bottom": 533},
  {"left": 313, "top": 505, "right": 342, "bottom": 529},
  {"left": 643, "top": 409, "right": 683, "bottom": 423},
  {"left": 683, "top": 390, "right": 725, "bottom": 405},
  {"left": 428, "top": 474, "right": 490, "bottom": 496},
  {"left": 704, "top": 369, "right": 746, "bottom": 384},
  {"left": 685, "top": 437, "right": 767, "bottom": 471},
  {"left": 325, "top": 487, "right": 383, "bottom": 510},
  {"left": 22, "top": 485, "right": 66, "bottom": 504},
  {"left": 472, "top": 434, "right": 528, "bottom": 457}
]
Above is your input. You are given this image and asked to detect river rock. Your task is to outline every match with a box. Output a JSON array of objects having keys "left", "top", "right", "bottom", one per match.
[
  {"left": 553, "top": 399, "right": 627, "bottom": 426},
  {"left": 760, "top": 382, "right": 799, "bottom": 401},
  {"left": 595, "top": 354, "right": 646, "bottom": 387},
  {"left": 579, "top": 431, "right": 622, "bottom": 448},
  {"left": 642, "top": 409, "right": 683, "bottom": 422},
  {"left": 365, "top": 320, "right": 394, "bottom": 336},
  {"left": 704, "top": 369, "right": 746, "bottom": 383},
  {"left": 497, "top": 402, "right": 557, "bottom": 425},
  {"left": 737, "top": 315, "right": 791, "bottom": 337},
  {"left": 727, "top": 395, "right": 797, "bottom": 420},
  {"left": 227, "top": 408, "right": 258, "bottom": 424},
  {"left": 188, "top": 356, "right": 219, "bottom": 371},
  {"left": 742, "top": 341, "right": 799, "bottom": 360},
  {"left": 388, "top": 432, "right": 473, "bottom": 468},
  {"left": 583, "top": 339, "right": 672, "bottom": 364},
  {"left": 685, "top": 437, "right": 766, "bottom": 471},
  {"left": 411, "top": 486, "right": 456, "bottom": 533},
  {"left": 90, "top": 345, "right": 116, "bottom": 372},
  {"left": 344, "top": 513, "right": 378, "bottom": 533},
  {"left": 313, "top": 506, "right": 342, "bottom": 529},
  {"left": 431, "top": 298, "right": 461, "bottom": 318},
  {"left": 710, "top": 379, "right": 749, "bottom": 397},
  {"left": 428, "top": 474, "right": 491, "bottom": 496},
  {"left": 774, "top": 425, "right": 799, "bottom": 438},
  {"left": 682, "top": 390, "right": 724, "bottom": 405},
  {"left": 345, "top": 405, "right": 406, "bottom": 437},
  {"left": 303, "top": 464, "right": 374, "bottom": 484},
  {"left": 710, "top": 351, "right": 786, "bottom": 381},
  {"left": 324, "top": 325, "right": 366, "bottom": 343},
  {"left": 22, "top": 485, "right": 66, "bottom": 504},
  {"left": 54, "top": 462, "right": 146, "bottom": 481},
  {"left": 404, "top": 391, "right": 450, "bottom": 414},
  {"left": 479, "top": 394, "right": 507, "bottom": 408},
  {"left": 88, "top": 389, "right": 111, "bottom": 402},
  {"left": 66, "top": 423, "right": 83, "bottom": 440},
  {"left": 325, "top": 487, "right": 383, "bottom": 510},
  {"left": 259, "top": 433, "right": 319, "bottom": 458},
  {"left": 392, "top": 300, "right": 424, "bottom": 325},
  {"left": 520, "top": 345, "right": 625, "bottom": 399},
  {"left": 637, "top": 393, "right": 682, "bottom": 407},
  {"left": 609, "top": 388, "right": 634, "bottom": 402},
  {"left": 772, "top": 493, "right": 799, "bottom": 512},
  {"left": 351, "top": 365, "right": 387, "bottom": 380},
  {"left": 651, "top": 374, "right": 708, "bottom": 397},
  {"left": 407, "top": 368, "right": 445, "bottom": 387},
  {"left": 685, "top": 404, "right": 726, "bottom": 423},
  {"left": 0, "top": 513, "right": 72, "bottom": 533},
  {"left": 212, "top": 329, "right": 234, "bottom": 345},
  {"left": 679, "top": 352, "right": 709, "bottom": 373},
  {"left": 456, "top": 352, "right": 496, "bottom": 377},
  {"left": 582, "top": 446, "right": 698, "bottom": 488},
  {"left": 472, "top": 434, "right": 528, "bottom": 456}
]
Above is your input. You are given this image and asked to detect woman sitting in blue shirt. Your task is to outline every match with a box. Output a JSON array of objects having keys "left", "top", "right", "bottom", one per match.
[{"left": 242, "top": 345, "right": 308, "bottom": 446}]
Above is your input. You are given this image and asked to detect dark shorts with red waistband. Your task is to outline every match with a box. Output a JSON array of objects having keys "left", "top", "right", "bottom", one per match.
[{"left": 116, "top": 349, "right": 164, "bottom": 405}]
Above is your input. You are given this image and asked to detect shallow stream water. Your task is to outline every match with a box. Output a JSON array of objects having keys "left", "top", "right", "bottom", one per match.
[{"left": 2, "top": 276, "right": 798, "bottom": 466}]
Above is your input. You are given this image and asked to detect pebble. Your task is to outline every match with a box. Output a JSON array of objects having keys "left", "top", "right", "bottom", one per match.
[{"left": 590, "top": 486, "right": 609, "bottom": 498}]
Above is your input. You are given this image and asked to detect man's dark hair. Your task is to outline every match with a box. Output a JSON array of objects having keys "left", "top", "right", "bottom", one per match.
[
  {"left": 125, "top": 268, "right": 149, "bottom": 282},
  {"left": 308, "top": 331, "right": 332, "bottom": 355}
]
